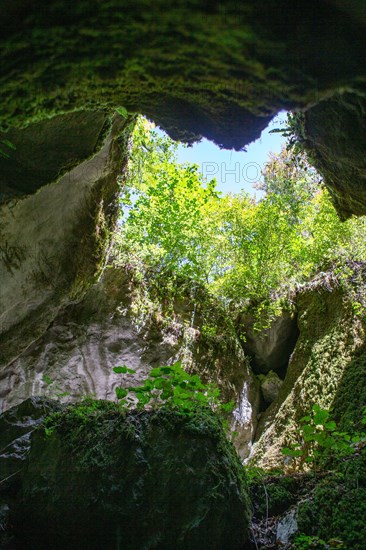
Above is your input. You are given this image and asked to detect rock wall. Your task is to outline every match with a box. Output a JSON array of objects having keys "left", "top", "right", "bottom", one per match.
[
  {"left": 1, "top": 2, "right": 366, "bottom": 215},
  {"left": 295, "top": 93, "right": 366, "bottom": 219},
  {"left": 0, "top": 113, "right": 133, "bottom": 368},
  {"left": 250, "top": 267, "right": 366, "bottom": 469},
  {"left": 0, "top": 266, "right": 260, "bottom": 459}
]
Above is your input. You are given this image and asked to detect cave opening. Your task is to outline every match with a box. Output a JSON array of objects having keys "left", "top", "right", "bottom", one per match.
[
  {"left": 1, "top": 3, "right": 366, "bottom": 545},
  {"left": 112, "top": 112, "right": 365, "bottom": 408}
]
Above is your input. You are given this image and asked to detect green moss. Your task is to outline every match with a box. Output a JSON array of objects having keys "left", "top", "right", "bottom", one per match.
[
  {"left": 332, "top": 343, "right": 366, "bottom": 433},
  {"left": 297, "top": 452, "right": 366, "bottom": 549},
  {"left": 250, "top": 475, "right": 297, "bottom": 518},
  {"left": 43, "top": 399, "right": 245, "bottom": 478},
  {"left": 3, "top": 1, "right": 365, "bottom": 150},
  {"left": 21, "top": 398, "right": 250, "bottom": 549},
  {"left": 251, "top": 281, "right": 365, "bottom": 469}
]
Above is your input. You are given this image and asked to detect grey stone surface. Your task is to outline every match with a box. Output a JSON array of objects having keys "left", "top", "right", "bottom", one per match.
[
  {"left": 239, "top": 312, "right": 299, "bottom": 375},
  {"left": 276, "top": 508, "right": 298, "bottom": 544},
  {"left": 260, "top": 371, "right": 283, "bottom": 404},
  {"left": 0, "top": 267, "right": 260, "bottom": 459},
  {"left": 0, "top": 397, "right": 62, "bottom": 488},
  {"left": 0, "top": 112, "right": 131, "bottom": 368}
]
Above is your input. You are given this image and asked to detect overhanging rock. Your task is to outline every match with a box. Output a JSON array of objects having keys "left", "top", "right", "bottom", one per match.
[{"left": 0, "top": 112, "right": 133, "bottom": 367}]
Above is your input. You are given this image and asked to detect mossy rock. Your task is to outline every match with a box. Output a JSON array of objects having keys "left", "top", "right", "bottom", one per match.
[
  {"left": 251, "top": 276, "right": 366, "bottom": 469},
  {"left": 249, "top": 472, "right": 312, "bottom": 520},
  {"left": 297, "top": 452, "right": 366, "bottom": 549},
  {"left": 16, "top": 401, "right": 250, "bottom": 549}
]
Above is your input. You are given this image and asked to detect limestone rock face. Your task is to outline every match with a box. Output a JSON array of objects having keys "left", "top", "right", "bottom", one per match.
[
  {"left": 250, "top": 267, "right": 366, "bottom": 468},
  {"left": 239, "top": 312, "right": 299, "bottom": 375},
  {"left": 260, "top": 370, "right": 283, "bottom": 404},
  {"left": 0, "top": 112, "right": 132, "bottom": 368},
  {"left": 15, "top": 403, "right": 250, "bottom": 550},
  {"left": 0, "top": 266, "right": 260, "bottom": 459},
  {"left": 297, "top": 93, "right": 366, "bottom": 219},
  {"left": 0, "top": 110, "right": 110, "bottom": 203}
]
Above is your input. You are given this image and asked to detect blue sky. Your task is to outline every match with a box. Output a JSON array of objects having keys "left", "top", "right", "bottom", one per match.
[{"left": 166, "top": 111, "right": 288, "bottom": 197}]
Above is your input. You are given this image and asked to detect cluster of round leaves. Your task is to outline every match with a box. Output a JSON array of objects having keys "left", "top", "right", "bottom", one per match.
[{"left": 113, "top": 361, "right": 234, "bottom": 414}]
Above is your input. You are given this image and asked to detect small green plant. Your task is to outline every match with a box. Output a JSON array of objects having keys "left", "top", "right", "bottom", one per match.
[
  {"left": 113, "top": 361, "right": 234, "bottom": 414},
  {"left": 292, "top": 533, "right": 336, "bottom": 549},
  {"left": 282, "top": 404, "right": 366, "bottom": 470},
  {"left": 43, "top": 399, "right": 117, "bottom": 437},
  {"left": 116, "top": 106, "right": 128, "bottom": 118},
  {"left": 292, "top": 533, "right": 345, "bottom": 549},
  {"left": 0, "top": 138, "right": 16, "bottom": 158},
  {"left": 42, "top": 374, "right": 70, "bottom": 399}
]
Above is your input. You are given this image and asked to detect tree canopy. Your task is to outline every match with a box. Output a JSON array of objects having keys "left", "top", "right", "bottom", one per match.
[{"left": 113, "top": 116, "right": 365, "bottom": 323}]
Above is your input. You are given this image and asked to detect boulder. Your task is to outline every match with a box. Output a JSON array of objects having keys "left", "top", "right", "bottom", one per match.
[
  {"left": 259, "top": 371, "right": 283, "bottom": 404},
  {"left": 15, "top": 401, "right": 250, "bottom": 550},
  {"left": 0, "top": 397, "right": 62, "bottom": 549}
]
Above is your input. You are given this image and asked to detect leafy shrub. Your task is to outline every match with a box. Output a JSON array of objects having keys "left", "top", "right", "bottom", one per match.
[
  {"left": 113, "top": 361, "right": 234, "bottom": 415},
  {"left": 113, "top": 116, "right": 366, "bottom": 330},
  {"left": 282, "top": 404, "right": 366, "bottom": 470},
  {"left": 292, "top": 534, "right": 331, "bottom": 549}
]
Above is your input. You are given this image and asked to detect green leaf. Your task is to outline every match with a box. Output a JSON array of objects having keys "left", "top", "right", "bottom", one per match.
[
  {"left": 42, "top": 374, "right": 53, "bottom": 385},
  {"left": 160, "top": 366, "right": 175, "bottom": 375},
  {"left": 113, "top": 366, "right": 136, "bottom": 374},
  {"left": 281, "top": 447, "right": 302, "bottom": 457},
  {"left": 325, "top": 421, "right": 337, "bottom": 431},
  {"left": 116, "top": 106, "right": 128, "bottom": 118},
  {"left": 0, "top": 147, "right": 10, "bottom": 158},
  {"left": 149, "top": 367, "right": 164, "bottom": 377},
  {"left": 161, "top": 390, "right": 173, "bottom": 400},
  {"left": 313, "top": 406, "right": 329, "bottom": 426},
  {"left": 1, "top": 138, "right": 16, "bottom": 150},
  {"left": 115, "top": 387, "right": 128, "bottom": 399},
  {"left": 137, "top": 394, "right": 150, "bottom": 407}
]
